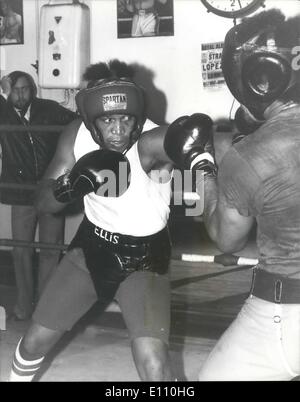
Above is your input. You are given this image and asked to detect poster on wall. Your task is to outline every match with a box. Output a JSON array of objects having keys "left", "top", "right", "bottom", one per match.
[
  {"left": 201, "top": 42, "right": 225, "bottom": 89},
  {"left": 117, "top": 0, "right": 174, "bottom": 39},
  {"left": 0, "top": 0, "right": 24, "bottom": 45}
]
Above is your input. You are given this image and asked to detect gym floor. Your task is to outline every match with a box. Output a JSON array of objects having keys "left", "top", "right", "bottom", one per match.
[{"left": 0, "top": 218, "right": 257, "bottom": 382}]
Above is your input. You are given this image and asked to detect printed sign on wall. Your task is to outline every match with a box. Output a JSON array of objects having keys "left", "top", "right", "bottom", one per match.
[{"left": 201, "top": 42, "right": 225, "bottom": 88}]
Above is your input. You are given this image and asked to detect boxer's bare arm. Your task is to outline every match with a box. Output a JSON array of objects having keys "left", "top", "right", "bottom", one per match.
[
  {"left": 137, "top": 125, "right": 173, "bottom": 173},
  {"left": 35, "top": 118, "right": 82, "bottom": 214}
]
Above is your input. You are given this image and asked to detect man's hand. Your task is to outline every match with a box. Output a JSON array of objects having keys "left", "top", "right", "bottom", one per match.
[
  {"left": 118, "top": 0, "right": 128, "bottom": 14},
  {"left": 0, "top": 75, "right": 11, "bottom": 97},
  {"left": 53, "top": 149, "right": 131, "bottom": 203},
  {"left": 164, "top": 113, "right": 217, "bottom": 176}
]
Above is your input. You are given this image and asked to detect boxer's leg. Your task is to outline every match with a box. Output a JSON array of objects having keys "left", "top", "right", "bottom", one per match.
[
  {"left": 37, "top": 212, "right": 65, "bottom": 297},
  {"left": 116, "top": 271, "right": 174, "bottom": 380},
  {"left": 11, "top": 205, "right": 38, "bottom": 319},
  {"left": 198, "top": 296, "right": 300, "bottom": 381},
  {"left": 9, "top": 248, "right": 98, "bottom": 381}
]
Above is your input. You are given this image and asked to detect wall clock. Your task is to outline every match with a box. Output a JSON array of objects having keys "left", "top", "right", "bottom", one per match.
[{"left": 200, "top": 0, "right": 265, "bottom": 19}]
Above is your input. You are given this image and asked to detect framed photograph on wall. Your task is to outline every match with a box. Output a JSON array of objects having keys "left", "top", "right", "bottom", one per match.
[
  {"left": 117, "top": 0, "right": 174, "bottom": 39},
  {"left": 0, "top": 0, "right": 24, "bottom": 45}
]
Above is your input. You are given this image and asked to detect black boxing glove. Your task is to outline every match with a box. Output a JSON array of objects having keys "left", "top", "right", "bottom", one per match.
[
  {"left": 164, "top": 113, "right": 217, "bottom": 176},
  {"left": 53, "top": 149, "right": 130, "bottom": 203}
]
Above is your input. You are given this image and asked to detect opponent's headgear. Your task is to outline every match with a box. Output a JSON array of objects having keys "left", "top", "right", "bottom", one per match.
[
  {"left": 222, "top": 10, "right": 300, "bottom": 119},
  {"left": 75, "top": 78, "right": 146, "bottom": 148}
]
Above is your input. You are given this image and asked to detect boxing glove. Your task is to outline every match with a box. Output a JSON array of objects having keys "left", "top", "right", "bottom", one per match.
[
  {"left": 53, "top": 149, "right": 130, "bottom": 203},
  {"left": 164, "top": 113, "right": 217, "bottom": 176}
]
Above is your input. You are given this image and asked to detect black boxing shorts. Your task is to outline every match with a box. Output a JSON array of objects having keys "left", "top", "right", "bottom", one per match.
[{"left": 68, "top": 216, "right": 171, "bottom": 301}]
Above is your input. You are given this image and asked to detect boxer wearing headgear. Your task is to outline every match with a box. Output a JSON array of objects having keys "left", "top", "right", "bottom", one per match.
[
  {"left": 222, "top": 9, "right": 300, "bottom": 120},
  {"left": 197, "top": 10, "right": 300, "bottom": 381},
  {"left": 52, "top": 74, "right": 146, "bottom": 202},
  {"left": 8, "top": 59, "right": 215, "bottom": 382},
  {"left": 76, "top": 78, "right": 146, "bottom": 152}
]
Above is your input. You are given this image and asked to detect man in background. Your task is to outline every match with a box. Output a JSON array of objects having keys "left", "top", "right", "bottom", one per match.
[{"left": 0, "top": 71, "right": 76, "bottom": 320}]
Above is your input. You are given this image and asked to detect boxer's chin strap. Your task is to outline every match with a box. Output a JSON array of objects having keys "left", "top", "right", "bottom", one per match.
[
  {"left": 122, "top": 141, "right": 136, "bottom": 156},
  {"left": 122, "top": 142, "right": 133, "bottom": 156},
  {"left": 122, "top": 126, "right": 142, "bottom": 156}
]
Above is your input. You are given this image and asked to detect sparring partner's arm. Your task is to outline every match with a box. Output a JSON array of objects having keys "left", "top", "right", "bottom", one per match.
[
  {"left": 163, "top": 113, "right": 254, "bottom": 253},
  {"left": 203, "top": 106, "right": 261, "bottom": 251},
  {"left": 35, "top": 118, "right": 81, "bottom": 214},
  {"left": 203, "top": 175, "right": 254, "bottom": 253}
]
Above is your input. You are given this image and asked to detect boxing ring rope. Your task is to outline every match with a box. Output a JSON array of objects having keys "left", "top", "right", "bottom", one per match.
[
  {"left": 0, "top": 125, "right": 66, "bottom": 132},
  {"left": 0, "top": 183, "right": 259, "bottom": 266},
  {"left": 0, "top": 183, "right": 36, "bottom": 190},
  {"left": 0, "top": 236, "right": 258, "bottom": 270},
  {"left": 0, "top": 236, "right": 258, "bottom": 267},
  {"left": 0, "top": 238, "right": 67, "bottom": 251},
  {"left": 177, "top": 253, "right": 258, "bottom": 266}
]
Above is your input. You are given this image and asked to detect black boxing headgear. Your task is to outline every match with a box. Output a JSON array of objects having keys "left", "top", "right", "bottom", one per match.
[
  {"left": 222, "top": 10, "right": 300, "bottom": 119},
  {"left": 75, "top": 79, "right": 146, "bottom": 149}
]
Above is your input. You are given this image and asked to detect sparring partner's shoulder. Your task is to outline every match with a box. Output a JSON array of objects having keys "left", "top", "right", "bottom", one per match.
[
  {"left": 217, "top": 144, "right": 262, "bottom": 216},
  {"left": 137, "top": 124, "right": 173, "bottom": 173},
  {"left": 43, "top": 118, "right": 82, "bottom": 180},
  {"left": 214, "top": 129, "right": 234, "bottom": 164}
]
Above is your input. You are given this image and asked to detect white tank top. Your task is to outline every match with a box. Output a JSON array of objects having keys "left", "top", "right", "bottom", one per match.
[{"left": 74, "top": 121, "right": 171, "bottom": 236}]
